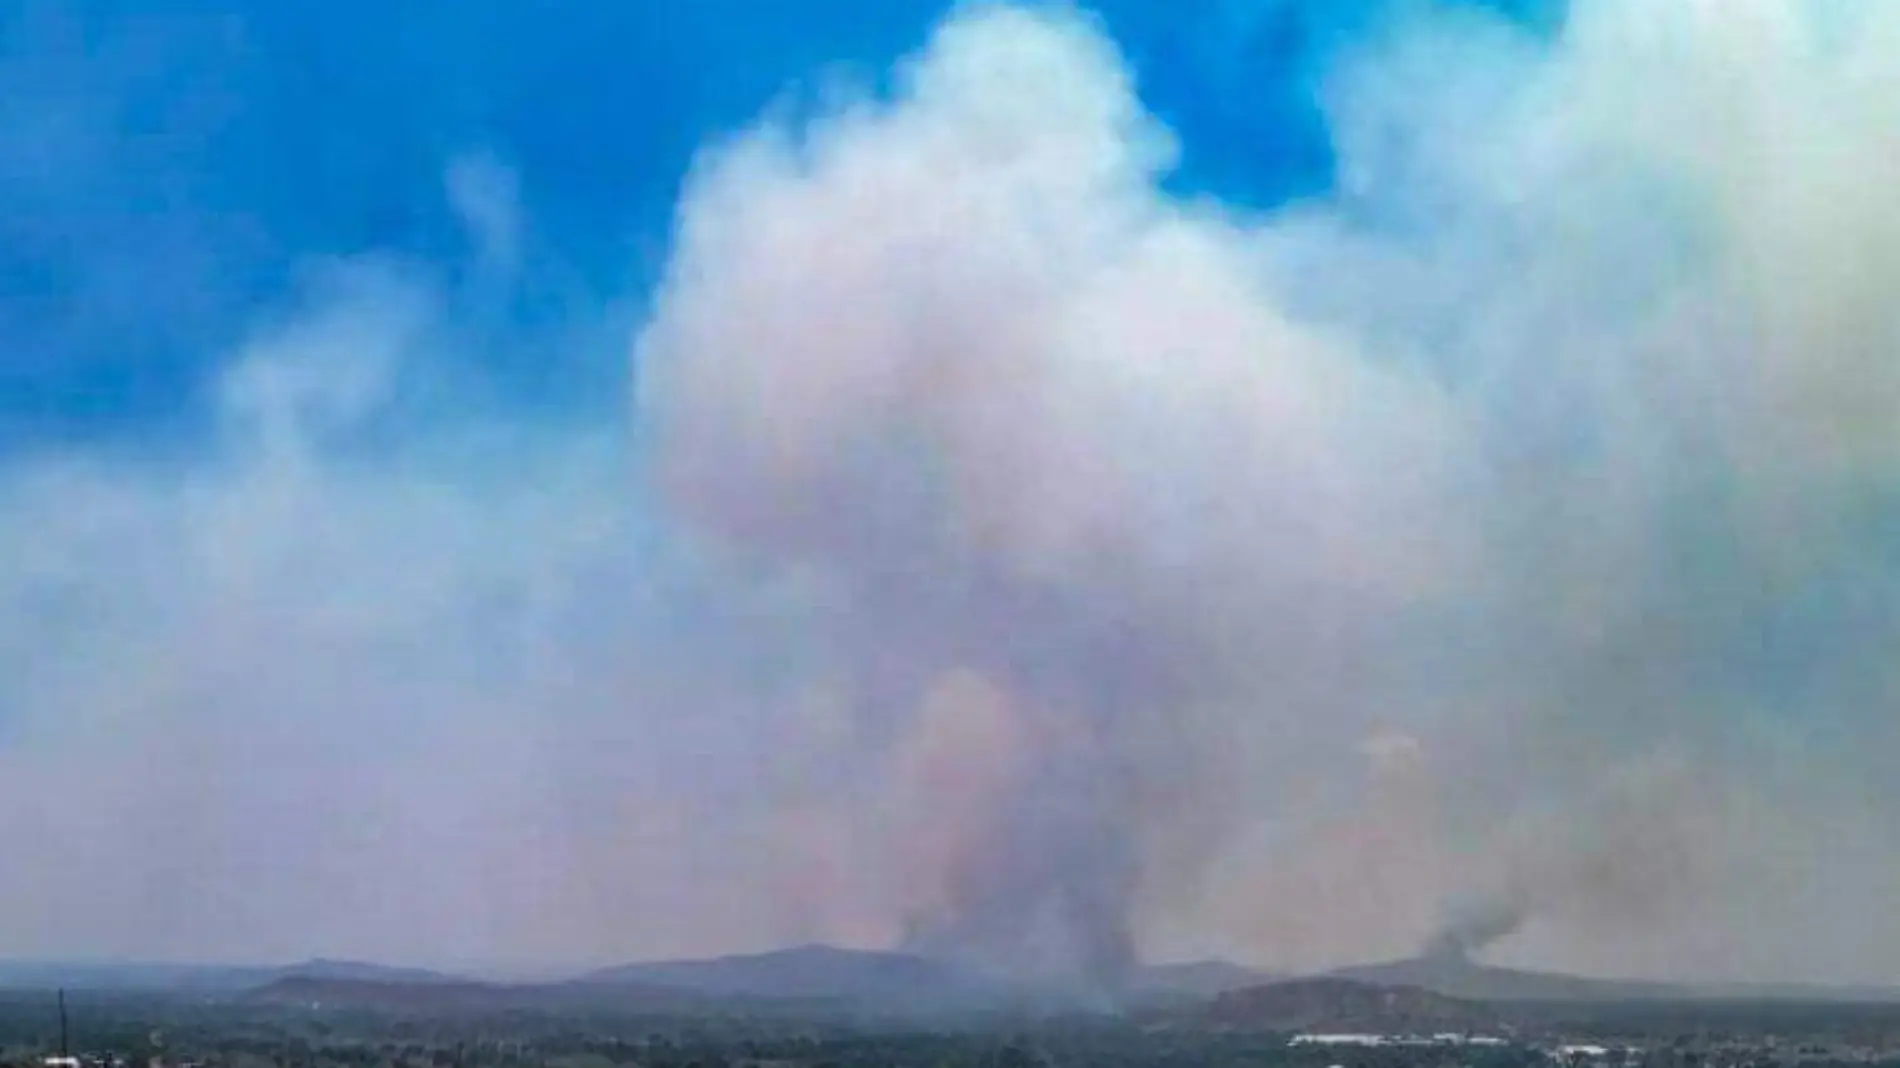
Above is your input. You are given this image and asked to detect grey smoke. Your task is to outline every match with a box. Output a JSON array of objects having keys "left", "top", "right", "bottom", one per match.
[
  {"left": 637, "top": 3, "right": 1469, "bottom": 984},
  {"left": 4, "top": 0, "right": 1900, "bottom": 987},
  {"left": 1422, "top": 894, "right": 1528, "bottom": 962}
]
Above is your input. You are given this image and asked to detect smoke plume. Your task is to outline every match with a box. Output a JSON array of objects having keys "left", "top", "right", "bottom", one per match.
[
  {"left": 1423, "top": 895, "right": 1527, "bottom": 963},
  {"left": 637, "top": 0, "right": 1900, "bottom": 982},
  {"left": 637, "top": 3, "right": 1470, "bottom": 983},
  {"left": 4, "top": 0, "right": 1900, "bottom": 986}
]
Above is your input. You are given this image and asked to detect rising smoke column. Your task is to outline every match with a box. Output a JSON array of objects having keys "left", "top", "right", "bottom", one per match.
[
  {"left": 1311, "top": 0, "right": 1900, "bottom": 973},
  {"left": 636, "top": 3, "right": 1472, "bottom": 984},
  {"left": 8, "top": 0, "right": 1900, "bottom": 982},
  {"left": 1422, "top": 893, "right": 1527, "bottom": 963},
  {"left": 640, "top": 0, "right": 1900, "bottom": 984}
]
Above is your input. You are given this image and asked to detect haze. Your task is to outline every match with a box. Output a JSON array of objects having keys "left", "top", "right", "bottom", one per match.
[{"left": 3, "top": 0, "right": 1899, "bottom": 988}]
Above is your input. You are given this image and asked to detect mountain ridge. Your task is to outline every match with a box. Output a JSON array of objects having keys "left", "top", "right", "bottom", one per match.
[
  {"left": 9, "top": 946, "right": 1898, "bottom": 1010},
  {"left": 581, "top": 944, "right": 1008, "bottom": 1012},
  {"left": 1193, "top": 976, "right": 1502, "bottom": 1033},
  {"left": 1330, "top": 955, "right": 1900, "bottom": 1004}
]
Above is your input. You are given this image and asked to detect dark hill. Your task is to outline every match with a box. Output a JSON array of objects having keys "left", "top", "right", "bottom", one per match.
[
  {"left": 272, "top": 959, "right": 457, "bottom": 985},
  {"left": 248, "top": 977, "right": 526, "bottom": 1012},
  {"left": 1200, "top": 977, "right": 1501, "bottom": 1033},
  {"left": 244, "top": 975, "right": 756, "bottom": 1015},
  {"left": 1336, "top": 956, "right": 1704, "bottom": 1003},
  {"left": 0, "top": 958, "right": 460, "bottom": 993},
  {"left": 1335, "top": 955, "right": 1900, "bottom": 1004},
  {"left": 1124, "top": 950, "right": 1276, "bottom": 1003},
  {"left": 582, "top": 944, "right": 1003, "bottom": 1012},
  {"left": 0, "top": 961, "right": 275, "bottom": 991}
]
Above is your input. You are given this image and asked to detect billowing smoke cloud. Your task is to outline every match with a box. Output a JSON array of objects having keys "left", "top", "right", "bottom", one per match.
[
  {"left": 1423, "top": 895, "right": 1527, "bottom": 963},
  {"left": 1418, "top": 759, "right": 1717, "bottom": 963},
  {"left": 637, "top": 0, "right": 1900, "bottom": 983},
  {"left": 6, "top": 0, "right": 1900, "bottom": 987},
  {"left": 637, "top": 2, "right": 1472, "bottom": 985}
]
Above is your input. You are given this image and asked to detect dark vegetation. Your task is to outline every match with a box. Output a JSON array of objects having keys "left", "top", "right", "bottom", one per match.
[
  {"left": 1192, "top": 976, "right": 1503, "bottom": 1033},
  {"left": 6, "top": 953, "right": 1900, "bottom": 1068},
  {"left": 0, "top": 993, "right": 1529, "bottom": 1068}
]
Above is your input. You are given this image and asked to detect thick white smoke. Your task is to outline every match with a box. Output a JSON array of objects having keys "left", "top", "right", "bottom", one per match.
[
  {"left": 638, "top": 2, "right": 1475, "bottom": 985},
  {"left": 4, "top": 0, "right": 1900, "bottom": 985},
  {"left": 0, "top": 248, "right": 857, "bottom": 969},
  {"left": 637, "top": 0, "right": 1900, "bottom": 982}
]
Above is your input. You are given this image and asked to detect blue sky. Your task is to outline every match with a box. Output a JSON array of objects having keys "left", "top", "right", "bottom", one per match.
[{"left": 0, "top": 0, "right": 1558, "bottom": 447}]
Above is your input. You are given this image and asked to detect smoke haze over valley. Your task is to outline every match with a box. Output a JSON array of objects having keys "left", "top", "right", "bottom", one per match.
[{"left": 4, "top": 0, "right": 1900, "bottom": 991}]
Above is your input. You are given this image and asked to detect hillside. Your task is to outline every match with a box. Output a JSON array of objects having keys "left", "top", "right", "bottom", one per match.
[
  {"left": 1128, "top": 960, "right": 1278, "bottom": 999},
  {"left": 0, "top": 959, "right": 459, "bottom": 993},
  {"left": 247, "top": 977, "right": 528, "bottom": 1013},
  {"left": 243, "top": 975, "right": 762, "bottom": 1015},
  {"left": 0, "top": 961, "right": 274, "bottom": 991},
  {"left": 1197, "top": 977, "right": 1502, "bottom": 1033},
  {"left": 1332, "top": 956, "right": 1683, "bottom": 1003},
  {"left": 272, "top": 960, "right": 458, "bottom": 985},
  {"left": 582, "top": 944, "right": 1003, "bottom": 1012}
]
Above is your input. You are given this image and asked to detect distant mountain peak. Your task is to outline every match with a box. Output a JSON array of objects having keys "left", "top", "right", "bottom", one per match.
[
  {"left": 1331, "top": 955, "right": 1687, "bottom": 1003},
  {"left": 271, "top": 959, "right": 457, "bottom": 985},
  {"left": 581, "top": 944, "right": 1001, "bottom": 1013}
]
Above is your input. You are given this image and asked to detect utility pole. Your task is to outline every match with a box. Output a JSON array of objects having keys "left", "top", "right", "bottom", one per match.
[{"left": 58, "top": 988, "right": 69, "bottom": 1058}]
